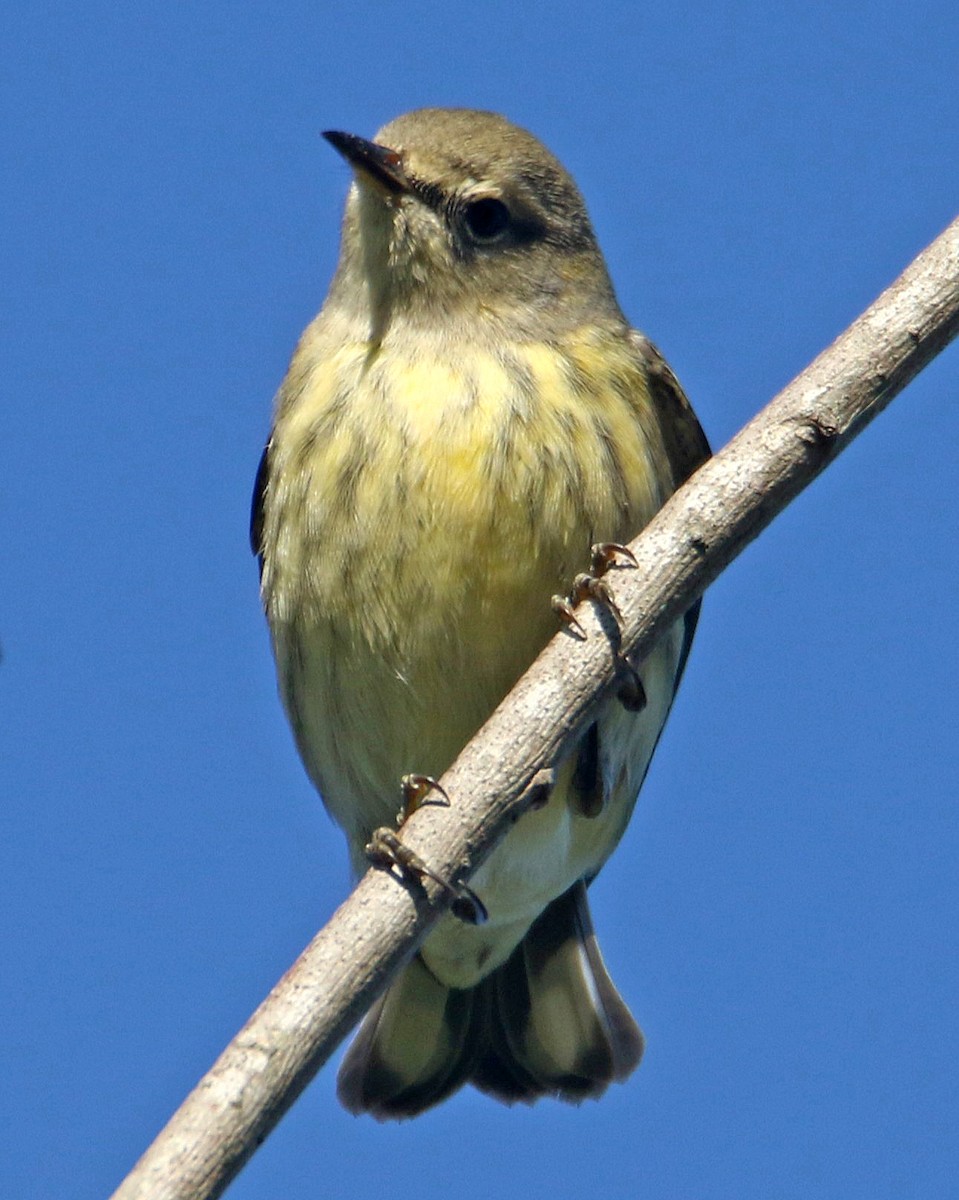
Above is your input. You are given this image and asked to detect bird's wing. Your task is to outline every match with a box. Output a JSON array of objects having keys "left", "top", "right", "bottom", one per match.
[
  {"left": 629, "top": 330, "right": 711, "bottom": 687},
  {"left": 249, "top": 439, "right": 271, "bottom": 573},
  {"left": 629, "top": 330, "right": 711, "bottom": 487}
]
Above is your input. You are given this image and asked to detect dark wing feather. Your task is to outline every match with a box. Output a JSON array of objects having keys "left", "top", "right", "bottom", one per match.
[
  {"left": 250, "top": 440, "right": 271, "bottom": 571},
  {"left": 631, "top": 331, "right": 712, "bottom": 687},
  {"left": 630, "top": 331, "right": 711, "bottom": 487}
]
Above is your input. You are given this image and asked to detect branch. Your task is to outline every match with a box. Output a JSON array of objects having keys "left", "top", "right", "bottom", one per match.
[{"left": 111, "top": 215, "right": 959, "bottom": 1200}]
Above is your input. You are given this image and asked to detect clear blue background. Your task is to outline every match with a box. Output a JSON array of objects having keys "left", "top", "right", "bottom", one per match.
[{"left": 4, "top": 3, "right": 957, "bottom": 1198}]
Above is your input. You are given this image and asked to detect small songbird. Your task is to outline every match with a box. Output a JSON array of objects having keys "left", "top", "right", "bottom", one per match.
[{"left": 251, "top": 108, "right": 709, "bottom": 1119}]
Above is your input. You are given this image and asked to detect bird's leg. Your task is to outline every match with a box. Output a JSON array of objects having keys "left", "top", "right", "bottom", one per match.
[
  {"left": 552, "top": 542, "right": 647, "bottom": 711},
  {"left": 366, "top": 777, "right": 488, "bottom": 926},
  {"left": 570, "top": 572, "right": 624, "bottom": 624},
  {"left": 576, "top": 540, "right": 641, "bottom": 625},
  {"left": 552, "top": 542, "right": 637, "bottom": 634},
  {"left": 365, "top": 828, "right": 488, "bottom": 925},
  {"left": 552, "top": 572, "right": 624, "bottom": 634}
]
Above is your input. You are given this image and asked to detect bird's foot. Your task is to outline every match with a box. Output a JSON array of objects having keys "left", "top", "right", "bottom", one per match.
[
  {"left": 552, "top": 541, "right": 637, "bottom": 635},
  {"left": 366, "top": 780, "right": 488, "bottom": 926},
  {"left": 396, "top": 773, "right": 449, "bottom": 825}
]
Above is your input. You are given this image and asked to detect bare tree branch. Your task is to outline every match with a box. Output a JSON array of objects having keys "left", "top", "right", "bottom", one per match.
[{"left": 111, "top": 215, "right": 959, "bottom": 1200}]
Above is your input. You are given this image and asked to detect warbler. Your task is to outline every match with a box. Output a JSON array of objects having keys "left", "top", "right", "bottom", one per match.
[{"left": 251, "top": 108, "right": 709, "bottom": 1119}]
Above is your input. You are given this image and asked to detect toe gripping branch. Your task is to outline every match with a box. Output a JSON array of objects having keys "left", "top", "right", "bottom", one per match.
[
  {"left": 551, "top": 542, "right": 647, "bottom": 712},
  {"left": 365, "top": 775, "right": 488, "bottom": 925}
]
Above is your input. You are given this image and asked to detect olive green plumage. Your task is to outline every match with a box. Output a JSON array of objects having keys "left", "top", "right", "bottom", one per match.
[{"left": 253, "top": 108, "right": 709, "bottom": 1119}]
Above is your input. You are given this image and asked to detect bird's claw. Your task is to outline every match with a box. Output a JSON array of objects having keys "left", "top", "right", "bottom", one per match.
[
  {"left": 552, "top": 544, "right": 638, "bottom": 637},
  {"left": 398, "top": 773, "right": 449, "bottom": 825},
  {"left": 365, "top": 828, "right": 488, "bottom": 926},
  {"left": 551, "top": 592, "right": 587, "bottom": 638},
  {"left": 614, "top": 654, "right": 647, "bottom": 712},
  {"left": 571, "top": 572, "right": 624, "bottom": 626},
  {"left": 590, "top": 541, "right": 638, "bottom": 576}
]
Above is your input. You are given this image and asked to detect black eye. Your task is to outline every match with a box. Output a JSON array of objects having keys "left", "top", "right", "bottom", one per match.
[{"left": 462, "top": 197, "right": 511, "bottom": 242}]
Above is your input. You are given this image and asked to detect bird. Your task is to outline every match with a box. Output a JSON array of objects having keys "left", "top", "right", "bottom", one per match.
[{"left": 251, "top": 107, "right": 709, "bottom": 1119}]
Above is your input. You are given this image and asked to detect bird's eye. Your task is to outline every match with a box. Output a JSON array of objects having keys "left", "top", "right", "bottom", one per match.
[{"left": 462, "top": 197, "right": 511, "bottom": 242}]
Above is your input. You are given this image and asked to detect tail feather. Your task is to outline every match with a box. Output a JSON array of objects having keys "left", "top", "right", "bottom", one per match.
[
  {"left": 337, "top": 882, "right": 642, "bottom": 1118},
  {"left": 337, "top": 953, "right": 484, "bottom": 1120},
  {"left": 475, "top": 880, "right": 643, "bottom": 1104}
]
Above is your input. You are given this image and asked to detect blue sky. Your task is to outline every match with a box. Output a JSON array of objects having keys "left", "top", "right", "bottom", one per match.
[{"left": 3, "top": 3, "right": 958, "bottom": 1198}]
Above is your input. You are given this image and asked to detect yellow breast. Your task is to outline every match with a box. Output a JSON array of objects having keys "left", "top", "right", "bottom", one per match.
[{"left": 260, "top": 326, "right": 669, "bottom": 857}]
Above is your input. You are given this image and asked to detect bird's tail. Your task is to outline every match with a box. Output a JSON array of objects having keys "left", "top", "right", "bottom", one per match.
[{"left": 336, "top": 880, "right": 643, "bottom": 1119}]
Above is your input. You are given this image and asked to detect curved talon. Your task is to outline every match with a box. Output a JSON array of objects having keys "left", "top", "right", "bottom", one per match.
[
  {"left": 450, "top": 886, "right": 489, "bottom": 926},
  {"left": 365, "top": 828, "right": 487, "bottom": 926},
  {"left": 398, "top": 773, "right": 449, "bottom": 825},
  {"left": 590, "top": 541, "right": 638, "bottom": 576},
  {"left": 551, "top": 593, "right": 587, "bottom": 638},
  {"left": 615, "top": 655, "right": 647, "bottom": 712}
]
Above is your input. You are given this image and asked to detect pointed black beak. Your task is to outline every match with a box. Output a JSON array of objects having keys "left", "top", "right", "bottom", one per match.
[{"left": 322, "top": 130, "right": 411, "bottom": 196}]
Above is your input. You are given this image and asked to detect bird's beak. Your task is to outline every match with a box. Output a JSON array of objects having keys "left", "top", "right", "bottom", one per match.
[{"left": 323, "top": 130, "right": 411, "bottom": 197}]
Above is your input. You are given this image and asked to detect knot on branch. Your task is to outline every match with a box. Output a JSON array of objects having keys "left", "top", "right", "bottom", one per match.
[{"left": 798, "top": 414, "right": 841, "bottom": 461}]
